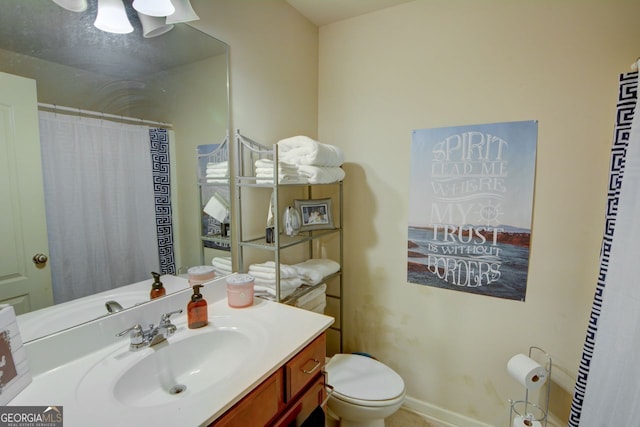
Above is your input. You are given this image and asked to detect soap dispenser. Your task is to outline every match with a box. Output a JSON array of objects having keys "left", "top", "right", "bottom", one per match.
[
  {"left": 150, "top": 272, "right": 166, "bottom": 300},
  {"left": 188, "top": 284, "right": 208, "bottom": 329}
]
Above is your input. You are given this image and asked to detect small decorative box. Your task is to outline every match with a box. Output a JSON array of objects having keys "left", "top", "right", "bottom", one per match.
[{"left": 0, "top": 304, "right": 31, "bottom": 404}]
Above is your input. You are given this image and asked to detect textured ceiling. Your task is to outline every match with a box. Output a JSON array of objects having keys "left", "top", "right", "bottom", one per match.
[{"left": 0, "top": 0, "right": 226, "bottom": 80}]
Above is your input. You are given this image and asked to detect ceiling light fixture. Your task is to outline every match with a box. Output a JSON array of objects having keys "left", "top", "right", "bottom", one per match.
[
  {"left": 94, "top": 0, "right": 133, "bottom": 34},
  {"left": 132, "top": 0, "right": 175, "bottom": 18},
  {"left": 137, "top": 13, "right": 175, "bottom": 38},
  {"left": 166, "top": 0, "right": 200, "bottom": 24},
  {"left": 51, "top": 0, "right": 88, "bottom": 12}
]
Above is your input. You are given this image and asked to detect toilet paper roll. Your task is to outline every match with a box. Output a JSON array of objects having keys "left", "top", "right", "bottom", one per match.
[
  {"left": 513, "top": 415, "right": 542, "bottom": 427},
  {"left": 507, "top": 353, "right": 547, "bottom": 390}
]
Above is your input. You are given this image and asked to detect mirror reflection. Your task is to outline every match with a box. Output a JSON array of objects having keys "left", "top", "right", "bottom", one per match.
[{"left": 0, "top": 0, "right": 230, "bottom": 340}]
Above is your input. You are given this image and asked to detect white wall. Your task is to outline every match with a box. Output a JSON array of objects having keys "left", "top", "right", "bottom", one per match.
[{"left": 318, "top": 0, "right": 640, "bottom": 425}]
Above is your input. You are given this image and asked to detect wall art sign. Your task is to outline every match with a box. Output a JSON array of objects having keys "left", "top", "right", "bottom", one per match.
[{"left": 407, "top": 121, "right": 537, "bottom": 301}]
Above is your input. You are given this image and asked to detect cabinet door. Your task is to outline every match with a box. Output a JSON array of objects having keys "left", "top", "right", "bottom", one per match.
[
  {"left": 271, "top": 375, "right": 325, "bottom": 427},
  {"left": 285, "top": 334, "right": 326, "bottom": 401},
  {"left": 211, "top": 370, "right": 284, "bottom": 427}
]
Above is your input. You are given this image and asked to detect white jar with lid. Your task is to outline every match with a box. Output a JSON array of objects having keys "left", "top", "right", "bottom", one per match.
[
  {"left": 187, "top": 265, "right": 216, "bottom": 286},
  {"left": 226, "top": 274, "right": 255, "bottom": 308}
]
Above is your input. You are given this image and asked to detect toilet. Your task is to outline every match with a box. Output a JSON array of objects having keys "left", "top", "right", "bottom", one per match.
[{"left": 324, "top": 353, "right": 406, "bottom": 427}]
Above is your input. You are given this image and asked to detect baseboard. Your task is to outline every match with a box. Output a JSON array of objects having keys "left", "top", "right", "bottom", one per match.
[{"left": 402, "top": 396, "right": 495, "bottom": 427}]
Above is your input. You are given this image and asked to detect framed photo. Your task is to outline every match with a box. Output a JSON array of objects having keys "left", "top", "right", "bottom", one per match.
[{"left": 294, "top": 198, "right": 334, "bottom": 231}]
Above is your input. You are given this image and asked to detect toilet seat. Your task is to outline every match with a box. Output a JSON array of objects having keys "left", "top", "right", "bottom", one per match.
[{"left": 325, "top": 354, "right": 405, "bottom": 407}]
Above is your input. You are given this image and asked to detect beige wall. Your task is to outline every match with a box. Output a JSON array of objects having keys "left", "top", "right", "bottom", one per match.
[
  {"left": 318, "top": 0, "right": 640, "bottom": 425},
  {"left": 192, "top": 0, "right": 318, "bottom": 142}
]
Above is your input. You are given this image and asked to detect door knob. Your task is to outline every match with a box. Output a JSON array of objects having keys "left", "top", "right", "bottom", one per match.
[{"left": 32, "top": 253, "right": 48, "bottom": 265}]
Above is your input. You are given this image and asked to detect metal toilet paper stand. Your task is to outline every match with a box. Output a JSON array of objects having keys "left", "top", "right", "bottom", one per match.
[{"left": 508, "top": 346, "right": 552, "bottom": 427}]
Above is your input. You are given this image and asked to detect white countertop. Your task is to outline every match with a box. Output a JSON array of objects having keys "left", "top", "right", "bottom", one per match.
[{"left": 10, "top": 276, "right": 333, "bottom": 427}]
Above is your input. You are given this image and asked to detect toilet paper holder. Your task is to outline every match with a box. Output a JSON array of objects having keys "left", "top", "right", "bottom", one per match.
[{"left": 507, "top": 346, "right": 552, "bottom": 427}]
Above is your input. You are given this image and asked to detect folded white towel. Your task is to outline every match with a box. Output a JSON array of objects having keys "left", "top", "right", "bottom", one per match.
[
  {"left": 294, "top": 283, "right": 327, "bottom": 307},
  {"left": 255, "top": 159, "right": 298, "bottom": 169},
  {"left": 207, "top": 161, "right": 228, "bottom": 169},
  {"left": 206, "top": 178, "right": 228, "bottom": 184},
  {"left": 293, "top": 259, "right": 340, "bottom": 285},
  {"left": 297, "top": 165, "right": 345, "bottom": 184},
  {"left": 256, "top": 175, "right": 305, "bottom": 184},
  {"left": 309, "top": 300, "right": 326, "bottom": 314},
  {"left": 206, "top": 169, "right": 229, "bottom": 177},
  {"left": 248, "top": 261, "right": 299, "bottom": 279},
  {"left": 253, "top": 277, "right": 303, "bottom": 299},
  {"left": 277, "top": 136, "right": 344, "bottom": 167},
  {"left": 255, "top": 166, "right": 298, "bottom": 175},
  {"left": 212, "top": 256, "right": 232, "bottom": 266},
  {"left": 203, "top": 192, "right": 230, "bottom": 222},
  {"left": 212, "top": 257, "right": 233, "bottom": 275}
]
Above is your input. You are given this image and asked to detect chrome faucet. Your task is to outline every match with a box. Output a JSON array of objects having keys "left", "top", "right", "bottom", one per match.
[
  {"left": 117, "top": 309, "right": 183, "bottom": 351},
  {"left": 105, "top": 300, "right": 124, "bottom": 313}
]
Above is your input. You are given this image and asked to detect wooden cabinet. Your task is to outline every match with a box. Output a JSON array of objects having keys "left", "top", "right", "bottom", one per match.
[{"left": 210, "top": 333, "right": 326, "bottom": 427}]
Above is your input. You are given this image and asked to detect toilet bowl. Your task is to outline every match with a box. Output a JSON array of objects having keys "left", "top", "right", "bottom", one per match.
[{"left": 325, "top": 353, "right": 406, "bottom": 427}]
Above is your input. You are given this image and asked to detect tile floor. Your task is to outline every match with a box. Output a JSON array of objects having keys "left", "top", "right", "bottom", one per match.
[{"left": 385, "top": 408, "right": 448, "bottom": 427}]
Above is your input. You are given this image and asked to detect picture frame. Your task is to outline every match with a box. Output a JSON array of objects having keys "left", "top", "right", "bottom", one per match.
[{"left": 294, "top": 198, "right": 334, "bottom": 231}]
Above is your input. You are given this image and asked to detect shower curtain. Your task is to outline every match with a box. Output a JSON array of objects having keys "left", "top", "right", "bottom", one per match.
[
  {"left": 569, "top": 71, "right": 639, "bottom": 426},
  {"left": 39, "top": 111, "right": 171, "bottom": 304}
]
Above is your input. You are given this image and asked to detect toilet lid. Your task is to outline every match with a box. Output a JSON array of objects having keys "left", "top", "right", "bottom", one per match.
[{"left": 325, "top": 354, "right": 405, "bottom": 402}]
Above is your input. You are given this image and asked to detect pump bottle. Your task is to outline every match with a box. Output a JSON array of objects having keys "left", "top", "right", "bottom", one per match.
[
  {"left": 188, "top": 284, "right": 208, "bottom": 329},
  {"left": 150, "top": 272, "right": 166, "bottom": 299}
]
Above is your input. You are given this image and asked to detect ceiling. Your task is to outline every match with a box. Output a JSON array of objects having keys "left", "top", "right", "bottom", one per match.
[{"left": 286, "top": 0, "right": 414, "bottom": 26}]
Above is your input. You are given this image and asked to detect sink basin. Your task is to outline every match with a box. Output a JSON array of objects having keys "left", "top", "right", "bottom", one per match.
[{"left": 76, "top": 316, "right": 267, "bottom": 408}]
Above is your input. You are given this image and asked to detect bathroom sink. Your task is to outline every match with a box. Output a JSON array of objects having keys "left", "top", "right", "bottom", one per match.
[{"left": 75, "top": 317, "right": 267, "bottom": 408}]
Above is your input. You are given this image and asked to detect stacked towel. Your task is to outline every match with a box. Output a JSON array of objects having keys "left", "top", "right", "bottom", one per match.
[
  {"left": 205, "top": 161, "right": 229, "bottom": 183},
  {"left": 293, "top": 283, "right": 327, "bottom": 310},
  {"left": 297, "top": 164, "right": 345, "bottom": 184},
  {"left": 254, "top": 159, "right": 304, "bottom": 184},
  {"left": 293, "top": 259, "right": 340, "bottom": 285},
  {"left": 277, "top": 136, "right": 344, "bottom": 167},
  {"left": 211, "top": 256, "right": 232, "bottom": 276},
  {"left": 254, "top": 136, "right": 345, "bottom": 184},
  {"left": 248, "top": 259, "right": 339, "bottom": 298}
]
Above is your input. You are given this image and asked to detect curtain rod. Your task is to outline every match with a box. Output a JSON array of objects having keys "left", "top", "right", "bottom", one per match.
[{"left": 37, "top": 102, "right": 173, "bottom": 129}]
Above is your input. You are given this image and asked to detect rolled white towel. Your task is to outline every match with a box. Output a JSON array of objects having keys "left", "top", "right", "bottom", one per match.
[{"left": 277, "top": 136, "right": 344, "bottom": 167}]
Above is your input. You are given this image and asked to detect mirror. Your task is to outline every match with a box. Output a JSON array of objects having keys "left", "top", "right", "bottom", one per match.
[{"left": 0, "top": 0, "right": 230, "bottom": 340}]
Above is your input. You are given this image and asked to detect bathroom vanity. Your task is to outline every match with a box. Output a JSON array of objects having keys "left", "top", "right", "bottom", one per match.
[{"left": 9, "top": 275, "right": 333, "bottom": 426}]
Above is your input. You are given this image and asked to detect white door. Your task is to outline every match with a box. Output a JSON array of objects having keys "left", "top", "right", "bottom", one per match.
[{"left": 0, "top": 72, "right": 53, "bottom": 314}]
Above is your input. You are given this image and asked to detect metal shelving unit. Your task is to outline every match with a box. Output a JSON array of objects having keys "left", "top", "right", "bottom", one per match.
[
  {"left": 197, "top": 136, "right": 231, "bottom": 265},
  {"left": 233, "top": 129, "right": 344, "bottom": 354}
]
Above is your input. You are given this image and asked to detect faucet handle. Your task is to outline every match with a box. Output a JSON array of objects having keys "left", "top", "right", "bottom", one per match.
[
  {"left": 160, "top": 309, "right": 183, "bottom": 325},
  {"left": 116, "top": 324, "right": 145, "bottom": 349},
  {"left": 117, "top": 324, "right": 142, "bottom": 337}
]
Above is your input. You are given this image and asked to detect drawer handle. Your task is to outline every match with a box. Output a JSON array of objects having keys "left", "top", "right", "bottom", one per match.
[{"left": 302, "top": 358, "right": 321, "bottom": 374}]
